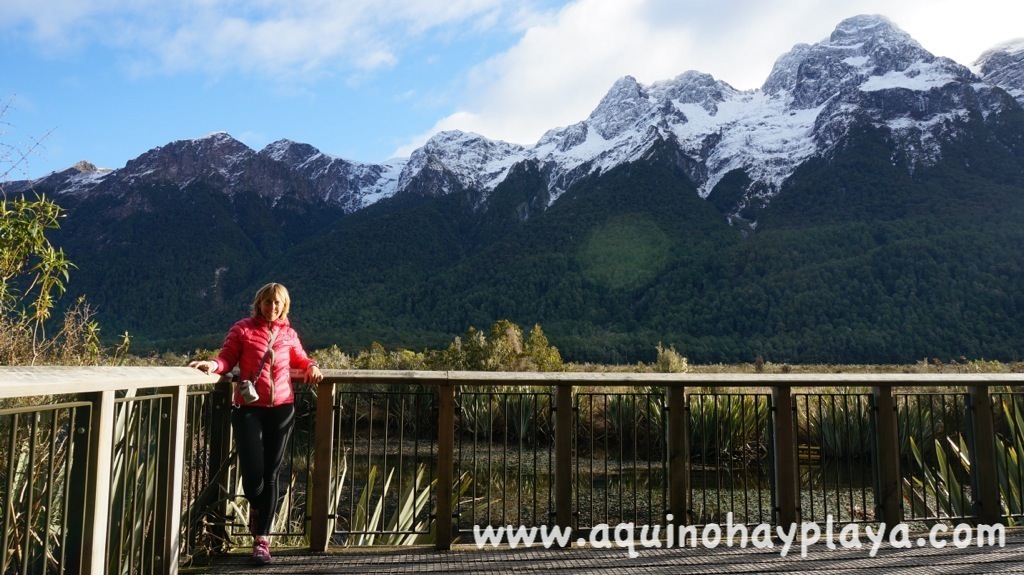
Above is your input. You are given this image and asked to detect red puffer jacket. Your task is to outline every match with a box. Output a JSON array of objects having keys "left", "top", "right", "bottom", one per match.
[{"left": 211, "top": 317, "right": 317, "bottom": 407}]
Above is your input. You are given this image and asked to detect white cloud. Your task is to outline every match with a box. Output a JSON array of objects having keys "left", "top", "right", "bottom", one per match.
[
  {"left": 237, "top": 130, "right": 268, "bottom": 151},
  {"left": 395, "top": 0, "right": 1024, "bottom": 156},
  {"left": 2, "top": 0, "right": 536, "bottom": 77},
  {"left": 1, "top": 0, "right": 158, "bottom": 51},
  {"left": 877, "top": 0, "right": 1024, "bottom": 65}
]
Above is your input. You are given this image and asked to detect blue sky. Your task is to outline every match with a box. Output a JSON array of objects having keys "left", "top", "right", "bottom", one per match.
[{"left": 2, "top": 0, "right": 1021, "bottom": 180}]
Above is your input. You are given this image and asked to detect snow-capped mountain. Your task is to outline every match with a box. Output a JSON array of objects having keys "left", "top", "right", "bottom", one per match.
[
  {"left": 528, "top": 14, "right": 1019, "bottom": 221},
  {"left": 24, "top": 15, "right": 1024, "bottom": 227}
]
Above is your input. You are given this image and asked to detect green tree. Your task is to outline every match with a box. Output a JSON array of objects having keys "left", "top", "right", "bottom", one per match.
[
  {"left": 486, "top": 320, "right": 524, "bottom": 370},
  {"left": 1, "top": 195, "right": 73, "bottom": 322},
  {"left": 353, "top": 341, "right": 390, "bottom": 370},
  {"left": 426, "top": 320, "right": 562, "bottom": 371},
  {"left": 525, "top": 324, "right": 562, "bottom": 372},
  {"left": 435, "top": 327, "right": 489, "bottom": 370}
]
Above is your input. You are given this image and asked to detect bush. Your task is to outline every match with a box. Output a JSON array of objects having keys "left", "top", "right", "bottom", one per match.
[
  {"left": 654, "top": 343, "right": 688, "bottom": 373},
  {"left": 424, "top": 320, "right": 563, "bottom": 371}
]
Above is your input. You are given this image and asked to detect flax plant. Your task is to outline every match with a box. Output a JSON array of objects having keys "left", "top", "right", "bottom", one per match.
[
  {"left": 495, "top": 386, "right": 552, "bottom": 444},
  {"left": 458, "top": 389, "right": 498, "bottom": 438},
  {"left": 904, "top": 392, "right": 1024, "bottom": 526},
  {"left": 603, "top": 387, "right": 665, "bottom": 454},
  {"left": 689, "top": 392, "right": 770, "bottom": 463},
  {"left": 904, "top": 435, "right": 972, "bottom": 522},
  {"left": 798, "top": 391, "right": 873, "bottom": 460},
  {"left": 347, "top": 463, "right": 471, "bottom": 546},
  {"left": 0, "top": 407, "right": 76, "bottom": 574},
  {"left": 995, "top": 394, "right": 1024, "bottom": 520}
]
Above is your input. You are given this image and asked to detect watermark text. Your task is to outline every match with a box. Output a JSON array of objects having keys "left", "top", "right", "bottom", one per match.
[{"left": 473, "top": 514, "right": 1005, "bottom": 558}]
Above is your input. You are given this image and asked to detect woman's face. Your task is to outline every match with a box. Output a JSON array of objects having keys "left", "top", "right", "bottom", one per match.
[{"left": 260, "top": 293, "right": 286, "bottom": 322}]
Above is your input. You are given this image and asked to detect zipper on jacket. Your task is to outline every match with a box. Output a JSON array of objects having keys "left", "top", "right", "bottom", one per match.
[{"left": 268, "top": 326, "right": 277, "bottom": 407}]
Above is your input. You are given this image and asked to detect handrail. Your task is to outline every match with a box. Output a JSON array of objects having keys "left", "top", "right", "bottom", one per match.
[
  {"left": 0, "top": 366, "right": 222, "bottom": 397},
  {"left": 326, "top": 369, "right": 1024, "bottom": 386},
  {"left": 1, "top": 366, "right": 1022, "bottom": 575},
  {"left": 3, "top": 366, "right": 1022, "bottom": 399}
]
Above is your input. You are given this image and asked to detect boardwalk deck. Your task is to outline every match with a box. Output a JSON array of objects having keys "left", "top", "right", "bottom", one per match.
[{"left": 187, "top": 530, "right": 1024, "bottom": 574}]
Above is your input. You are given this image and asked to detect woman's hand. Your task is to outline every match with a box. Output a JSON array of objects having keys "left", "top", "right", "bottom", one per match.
[
  {"left": 306, "top": 364, "right": 324, "bottom": 384},
  {"left": 189, "top": 360, "right": 217, "bottom": 374}
]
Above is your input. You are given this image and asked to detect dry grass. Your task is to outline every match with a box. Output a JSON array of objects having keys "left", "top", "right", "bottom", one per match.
[{"left": 567, "top": 357, "right": 1024, "bottom": 375}]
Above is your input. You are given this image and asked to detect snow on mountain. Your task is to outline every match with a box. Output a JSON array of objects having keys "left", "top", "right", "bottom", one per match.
[
  {"left": 32, "top": 15, "right": 1023, "bottom": 224},
  {"left": 679, "top": 90, "right": 821, "bottom": 200},
  {"left": 260, "top": 139, "right": 404, "bottom": 212},
  {"left": 396, "top": 131, "right": 529, "bottom": 201},
  {"left": 3, "top": 159, "right": 113, "bottom": 197},
  {"left": 759, "top": 14, "right": 984, "bottom": 173},
  {"left": 105, "top": 131, "right": 255, "bottom": 191},
  {"left": 60, "top": 162, "right": 114, "bottom": 193},
  {"left": 976, "top": 38, "right": 1024, "bottom": 105},
  {"left": 47, "top": 131, "right": 397, "bottom": 214}
]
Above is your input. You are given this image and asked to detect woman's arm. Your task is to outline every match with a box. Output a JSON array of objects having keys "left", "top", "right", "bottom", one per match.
[{"left": 189, "top": 321, "right": 244, "bottom": 375}]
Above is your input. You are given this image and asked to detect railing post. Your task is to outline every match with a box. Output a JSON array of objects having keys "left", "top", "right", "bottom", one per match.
[
  {"left": 65, "top": 407, "right": 89, "bottom": 572},
  {"left": 435, "top": 382, "right": 456, "bottom": 550},
  {"left": 206, "top": 381, "right": 234, "bottom": 551},
  {"left": 873, "top": 385, "right": 902, "bottom": 530},
  {"left": 666, "top": 385, "right": 689, "bottom": 532},
  {"left": 81, "top": 390, "right": 115, "bottom": 575},
  {"left": 155, "top": 385, "right": 188, "bottom": 575},
  {"left": 310, "top": 378, "right": 336, "bottom": 551},
  {"left": 554, "top": 383, "right": 573, "bottom": 533},
  {"left": 968, "top": 384, "right": 1001, "bottom": 526},
  {"left": 772, "top": 385, "right": 798, "bottom": 528}
]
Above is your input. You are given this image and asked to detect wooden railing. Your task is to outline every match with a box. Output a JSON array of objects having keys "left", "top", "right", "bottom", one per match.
[
  {"left": 0, "top": 367, "right": 221, "bottom": 575},
  {"left": 1, "top": 367, "right": 1022, "bottom": 574}
]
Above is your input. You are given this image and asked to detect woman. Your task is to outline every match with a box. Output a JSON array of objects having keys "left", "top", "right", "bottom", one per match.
[{"left": 190, "top": 282, "right": 323, "bottom": 566}]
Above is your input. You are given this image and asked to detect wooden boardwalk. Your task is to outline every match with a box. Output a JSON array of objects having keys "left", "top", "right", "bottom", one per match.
[{"left": 186, "top": 530, "right": 1024, "bottom": 574}]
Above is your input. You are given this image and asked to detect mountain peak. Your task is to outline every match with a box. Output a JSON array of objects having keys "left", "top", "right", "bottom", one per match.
[
  {"left": 828, "top": 14, "right": 928, "bottom": 65},
  {"left": 976, "top": 39, "right": 1024, "bottom": 105},
  {"left": 156, "top": 131, "right": 251, "bottom": 159},
  {"left": 193, "top": 131, "right": 233, "bottom": 142},
  {"left": 261, "top": 139, "right": 322, "bottom": 165},
  {"left": 762, "top": 14, "right": 937, "bottom": 106},
  {"left": 116, "top": 131, "right": 254, "bottom": 186},
  {"left": 71, "top": 160, "right": 103, "bottom": 173},
  {"left": 399, "top": 130, "right": 528, "bottom": 197},
  {"left": 588, "top": 76, "right": 649, "bottom": 140},
  {"left": 650, "top": 70, "right": 739, "bottom": 115},
  {"left": 829, "top": 14, "right": 902, "bottom": 42}
]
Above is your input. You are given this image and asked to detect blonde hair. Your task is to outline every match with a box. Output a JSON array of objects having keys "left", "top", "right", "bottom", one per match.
[{"left": 251, "top": 283, "right": 291, "bottom": 319}]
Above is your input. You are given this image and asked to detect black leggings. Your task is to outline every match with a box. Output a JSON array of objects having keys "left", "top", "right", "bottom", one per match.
[{"left": 231, "top": 403, "right": 295, "bottom": 536}]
